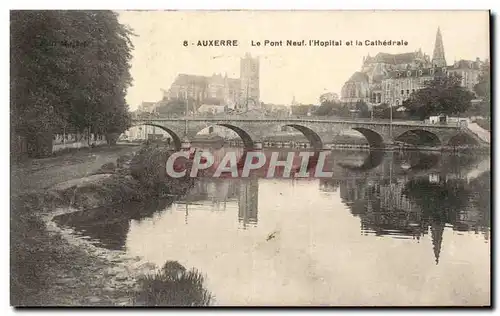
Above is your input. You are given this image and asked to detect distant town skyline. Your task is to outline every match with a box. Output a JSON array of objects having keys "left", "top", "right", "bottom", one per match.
[{"left": 118, "top": 11, "right": 489, "bottom": 110}]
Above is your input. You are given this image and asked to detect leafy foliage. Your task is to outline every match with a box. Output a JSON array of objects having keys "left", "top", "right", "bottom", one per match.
[
  {"left": 135, "top": 261, "right": 213, "bottom": 306},
  {"left": 319, "top": 92, "right": 339, "bottom": 104},
  {"left": 314, "top": 100, "right": 371, "bottom": 118},
  {"left": 472, "top": 62, "right": 491, "bottom": 118},
  {"left": 474, "top": 62, "right": 490, "bottom": 104},
  {"left": 314, "top": 101, "right": 338, "bottom": 116},
  {"left": 402, "top": 74, "right": 474, "bottom": 120},
  {"left": 11, "top": 11, "right": 134, "bottom": 156},
  {"left": 291, "top": 105, "right": 315, "bottom": 116},
  {"left": 155, "top": 99, "right": 188, "bottom": 116},
  {"left": 354, "top": 100, "right": 370, "bottom": 118},
  {"left": 372, "top": 103, "right": 391, "bottom": 119}
]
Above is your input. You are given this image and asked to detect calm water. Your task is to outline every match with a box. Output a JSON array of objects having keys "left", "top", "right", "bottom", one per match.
[{"left": 54, "top": 149, "right": 491, "bottom": 306}]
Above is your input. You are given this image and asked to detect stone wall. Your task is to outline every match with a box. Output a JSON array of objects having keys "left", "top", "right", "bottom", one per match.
[{"left": 52, "top": 133, "right": 107, "bottom": 153}]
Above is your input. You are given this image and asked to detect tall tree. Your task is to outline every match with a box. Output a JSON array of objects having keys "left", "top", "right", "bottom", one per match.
[
  {"left": 319, "top": 92, "right": 339, "bottom": 104},
  {"left": 372, "top": 103, "right": 391, "bottom": 119},
  {"left": 314, "top": 101, "right": 336, "bottom": 116},
  {"left": 355, "top": 100, "right": 370, "bottom": 118},
  {"left": 474, "top": 61, "right": 490, "bottom": 104},
  {"left": 155, "top": 99, "right": 188, "bottom": 116},
  {"left": 10, "top": 10, "right": 134, "bottom": 157},
  {"left": 402, "top": 74, "right": 474, "bottom": 120},
  {"left": 473, "top": 61, "right": 491, "bottom": 119}
]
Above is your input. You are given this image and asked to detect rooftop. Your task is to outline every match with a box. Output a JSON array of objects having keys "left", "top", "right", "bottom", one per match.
[
  {"left": 365, "top": 52, "right": 423, "bottom": 65},
  {"left": 346, "top": 71, "right": 369, "bottom": 83},
  {"left": 450, "top": 59, "right": 482, "bottom": 70},
  {"left": 172, "top": 73, "right": 240, "bottom": 86}
]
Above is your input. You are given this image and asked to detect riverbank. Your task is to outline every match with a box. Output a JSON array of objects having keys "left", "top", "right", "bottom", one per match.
[
  {"left": 10, "top": 145, "right": 205, "bottom": 306},
  {"left": 11, "top": 145, "right": 140, "bottom": 306},
  {"left": 11, "top": 144, "right": 141, "bottom": 192}
]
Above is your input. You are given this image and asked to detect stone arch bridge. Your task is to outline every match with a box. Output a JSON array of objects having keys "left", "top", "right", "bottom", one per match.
[{"left": 131, "top": 117, "right": 483, "bottom": 150}]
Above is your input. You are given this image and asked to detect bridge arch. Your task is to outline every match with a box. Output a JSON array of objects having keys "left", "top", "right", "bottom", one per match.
[
  {"left": 351, "top": 128, "right": 384, "bottom": 148},
  {"left": 394, "top": 129, "right": 441, "bottom": 147},
  {"left": 283, "top": 124, "right": 323, "bottom": 150},
  {"left": 129, "top": 123, "right": 182, "bottom": 150},
  {"left": 212, "top": 124, "right": 255, "bottom": 149}
]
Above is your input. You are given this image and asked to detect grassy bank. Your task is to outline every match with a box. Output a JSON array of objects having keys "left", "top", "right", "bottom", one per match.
[
  {"left": 11, "top": 145, "right": 210, "bottom": 306},
  {"left": 11, "top": 202, "right": 135, "bottom": 306}
]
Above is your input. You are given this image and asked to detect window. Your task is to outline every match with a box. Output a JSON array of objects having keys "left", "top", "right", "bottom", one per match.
[
  {"left": 430, "top": 69, "right": 434, "bottom": 75},
  {"left": 407, "top": 71, "right": 411, "bottom": 77},
  {"left": 418, "top": 70, "right": 423, "bottom": 76},
  {"left": 412, "top": 89, "right": 415, "bottom": 93},
  {"left": 400, "top": 89, "right": 404, "bottom": 95},
  {"left": 406, "top": 89, "right": 410, "bottom": 95}
]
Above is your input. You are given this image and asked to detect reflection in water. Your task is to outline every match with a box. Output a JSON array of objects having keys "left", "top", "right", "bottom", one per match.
[
  {"left": 177, "top": 177, "right": 259, "bottom": 228},
  {"left": 54, "top": 198, "right": 174, "bottom": 250},
  {"left": 321, "top": 169, "right": 490, "bottom": 264},
  {"left": 238, "top": 177, "right": 259, "bottom": 228},
  {"left": 54, "top": 149, "right": 491, "bottom": 305},
  {"left": 337, "top": 150, "right": 386, "bottom": 171}
]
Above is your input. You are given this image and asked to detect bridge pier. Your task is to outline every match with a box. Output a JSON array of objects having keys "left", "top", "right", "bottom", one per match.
[
  {"left": 253, "top": 141, "right": 263, "bottom": 150},
  {"left": 181, "top": 138, "right": 191, "bottom": 151}
]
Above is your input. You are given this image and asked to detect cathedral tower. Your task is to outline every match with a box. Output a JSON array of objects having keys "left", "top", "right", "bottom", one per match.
[
  {"left": 432, "top": 27, "right": 447, "bottom": 67},
  {"left": 239, "top": 53, "right": 260, "bottom": 110}
]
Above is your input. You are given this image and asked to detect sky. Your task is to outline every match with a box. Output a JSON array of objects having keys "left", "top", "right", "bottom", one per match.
[{"left": 117, "top": 10, "right": 490, "bottom": 110}]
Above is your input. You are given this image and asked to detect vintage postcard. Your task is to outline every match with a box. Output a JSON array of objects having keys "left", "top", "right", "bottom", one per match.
[{"left": 10, "top": 10, "right": 491, "bottom": 307}]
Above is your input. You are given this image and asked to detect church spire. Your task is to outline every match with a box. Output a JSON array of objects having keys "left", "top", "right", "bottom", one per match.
[{"left": 432, "top": 27, "right": 447, "bottom": 67}]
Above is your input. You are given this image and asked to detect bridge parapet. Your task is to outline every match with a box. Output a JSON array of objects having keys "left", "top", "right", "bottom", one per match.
[{"left": 135, "top": 116, "right": 461, "bottom": 128}]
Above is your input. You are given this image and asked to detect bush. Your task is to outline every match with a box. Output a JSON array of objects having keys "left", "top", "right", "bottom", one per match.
[
  {"left": 135, "top": 261, "right": 213, "bottom": 306},
  {"left": 130, "top": 147, "right": 195, "bottom": 195}
]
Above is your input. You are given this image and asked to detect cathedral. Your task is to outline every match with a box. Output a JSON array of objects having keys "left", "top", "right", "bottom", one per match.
[
  {"left": 340, "top": 28, "right": 483, "bottom": 107},
  {"left": 164, "top": 53, "right": 260, "bottom": 111}
]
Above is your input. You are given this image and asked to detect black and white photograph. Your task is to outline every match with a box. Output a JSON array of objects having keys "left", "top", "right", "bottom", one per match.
[{"left": 9, "top": 10, "right": 491, "bottom": 307}]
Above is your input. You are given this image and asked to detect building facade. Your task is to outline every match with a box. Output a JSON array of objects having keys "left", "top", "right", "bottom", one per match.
[
  {"left": 381, "top": 66, "right": 447, "bottom": 106},
  {"left": 447, "top": 58, "right": 483, "bottom": 92},
  {"left": 165, "top": 73, "right": 240, "bottom": 108},
  {"left": 341, "top": 28, "right": 483, "bottom": 107}
]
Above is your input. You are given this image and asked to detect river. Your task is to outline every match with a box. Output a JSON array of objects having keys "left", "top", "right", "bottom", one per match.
[{"left": 53, "top": 148, "right": 491, "bottom": 306}]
